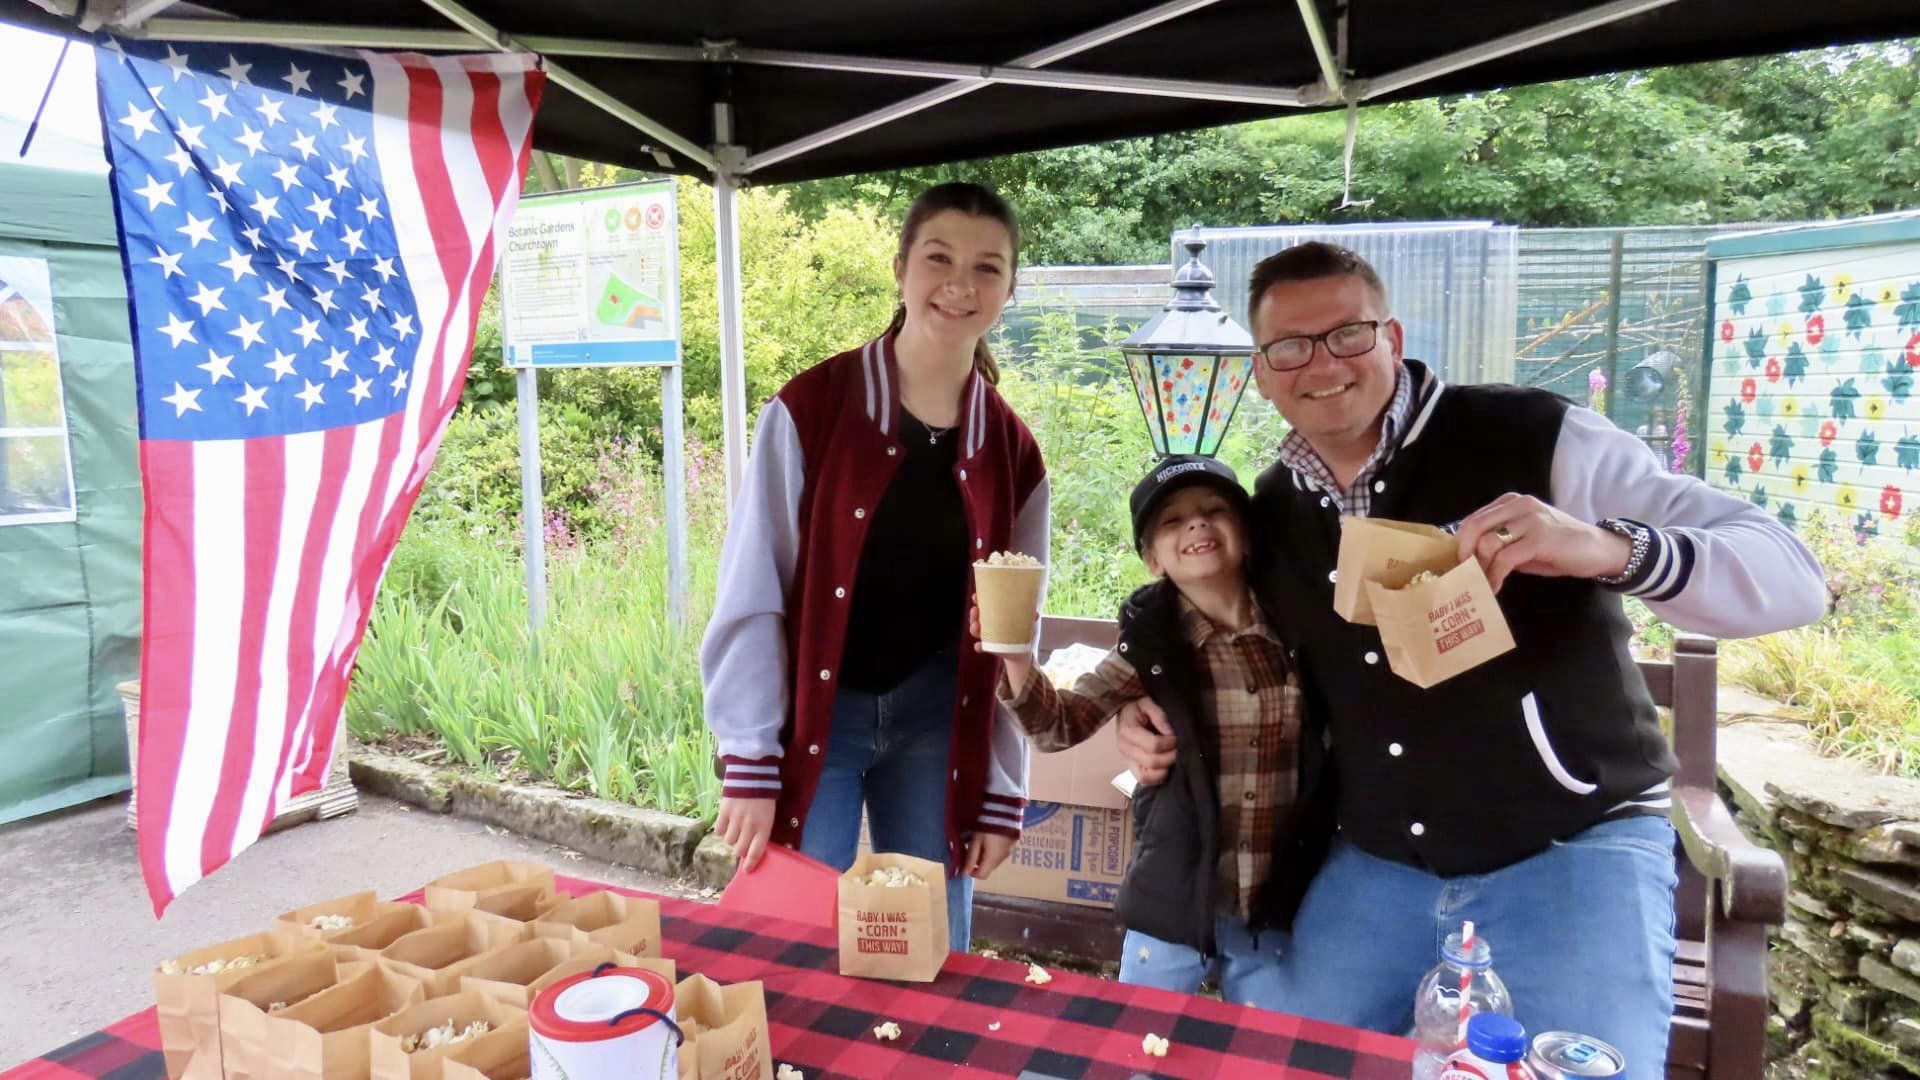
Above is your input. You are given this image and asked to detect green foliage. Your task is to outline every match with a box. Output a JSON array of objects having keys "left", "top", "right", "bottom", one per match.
[
  {"left": 413, "top": 402, "right": 618, "bottom": 539},
  {"left": 784, "top": 41, "right": 1919, "bottom": 262}
]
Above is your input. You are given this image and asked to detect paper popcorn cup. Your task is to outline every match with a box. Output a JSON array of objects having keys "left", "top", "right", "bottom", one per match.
[{"left": 974, "top": 558, "right": 1046, "bottom": 655}]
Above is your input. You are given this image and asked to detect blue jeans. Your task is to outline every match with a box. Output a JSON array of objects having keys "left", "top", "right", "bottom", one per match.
[
  {"left": 1265, "top": 816, "right": 1677, "bottom": 1077},
  {"left": 1119, "top": 914, "right": 1287, "bottom": 1007},
  {"left": 799, "top": 649, "right": 975, "bottom": 953}
]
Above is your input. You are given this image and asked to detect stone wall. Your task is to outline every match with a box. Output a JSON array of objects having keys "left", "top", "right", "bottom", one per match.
[{"left": 1718, "top": 714, "right": 1920, "bottom": 1077}]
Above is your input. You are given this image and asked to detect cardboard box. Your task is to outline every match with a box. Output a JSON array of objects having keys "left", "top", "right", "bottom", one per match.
[
  {"left": 859, "top": 799, "right": 1132, "bottom": 910},
  {"left": 979, "top": 801, "right": 1131, "bottom": 909}
]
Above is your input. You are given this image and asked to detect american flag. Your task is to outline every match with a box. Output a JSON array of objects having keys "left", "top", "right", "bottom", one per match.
[{"left": 96, "top": 37, "right": 543, "bottom": 913}]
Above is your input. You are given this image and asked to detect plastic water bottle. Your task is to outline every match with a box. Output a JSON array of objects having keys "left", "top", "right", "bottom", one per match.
[{"left": 1411, "top": 922, "right": 1514, "bottom": 1080}]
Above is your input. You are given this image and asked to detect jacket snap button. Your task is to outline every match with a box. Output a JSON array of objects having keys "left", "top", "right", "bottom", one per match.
[
  {"left": 1389, "top": 742, "right": 1404, "bottom": 757},
  {"left": 1150, "top": 665, "right": 1163, "bottom": 676},
  {"left": 952, "top": 770, "right": 958, "bottom": 781},
  {"left": 1118, "top": 643, "right": 1128, "bottom": 653},
  {"left": 790, "top": 817, "right": 800, "bottom": 828},
  {"left": 1409, "top": 821, "right": 1426, "bottom": 836},
  {"left": 1364, "top": 651, "right": 1379, "bottom": 665},
  {"left": 887, "top": 446, "right": 898, "bottom": 456},
  {"left": 854, "top": 508, "right": 866, "bottom": 519},
  {"left": 961, "top": 696, "right": 969, "bottom": 707},
  {"left": 1243, "top": 791, "right": 1255, "bottom": 801},
  {"left": 809, "top": 744, "right": 820, "bottom": 755},
  {"left": 959, "top": 468, "right": 968, "bottom": 481},
  {"left": 976, "top": 538, "right": 984, "bottom": 549},
  {"left": 1320, "top": 497, "right": 1330, "bottom": 508},
  {"left": 834, "top": 587, "right": 846, "bottom": 599},
  {"left": 1327, "top": 570, "right": 1337, "bottom": 584},
  {"left": 1374, "top": 480, "right": 1386, "bottom": 493},
  {"left": 819, "top": 669, "right": 831, "bottom": 680}
]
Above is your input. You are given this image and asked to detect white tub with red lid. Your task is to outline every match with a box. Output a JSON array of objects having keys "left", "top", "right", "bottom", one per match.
[{"left": 530, "top": 965, "right": 680, "bottom": 1079}]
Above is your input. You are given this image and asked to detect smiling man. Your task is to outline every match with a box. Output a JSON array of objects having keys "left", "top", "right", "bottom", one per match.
[{"left": 1115, "top": 242, "right": 1826, "bottom": 1069}]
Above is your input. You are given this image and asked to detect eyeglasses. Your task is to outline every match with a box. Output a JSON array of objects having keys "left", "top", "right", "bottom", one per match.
[{"left": 1256, "top": 320, "right": 1380, "bottom": 372}]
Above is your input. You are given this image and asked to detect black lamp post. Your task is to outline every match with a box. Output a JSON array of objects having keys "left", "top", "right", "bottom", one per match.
[{"left": 1119, "top": 238, "right": 1256, "bottom": 458}]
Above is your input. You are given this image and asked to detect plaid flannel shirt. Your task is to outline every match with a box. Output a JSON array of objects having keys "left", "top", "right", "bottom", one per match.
[
  {"left": 1277, "top": 364, "right": 1415, "bottom": 517},
  {"left": 999, "top": 596, "right": 1299, "bottom": 920}
]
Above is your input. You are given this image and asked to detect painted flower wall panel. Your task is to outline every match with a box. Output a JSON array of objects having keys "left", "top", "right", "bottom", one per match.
[{"left": 1708, "top": 240, "right": 1920, "bottom": 548}]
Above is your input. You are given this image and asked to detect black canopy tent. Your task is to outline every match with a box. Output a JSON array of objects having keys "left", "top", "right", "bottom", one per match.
[{"left": 10, "top": 0, "right": 1920, "bottom": 490}]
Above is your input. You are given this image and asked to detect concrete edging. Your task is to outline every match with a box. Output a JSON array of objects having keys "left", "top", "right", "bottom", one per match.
[{"left": 347, "top": 746, "right": 735, "bottom": 890}]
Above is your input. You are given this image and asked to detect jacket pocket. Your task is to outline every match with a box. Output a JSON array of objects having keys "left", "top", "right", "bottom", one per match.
[{"left": 1521, "top": 692, "right": 1597, "bottom": 796}]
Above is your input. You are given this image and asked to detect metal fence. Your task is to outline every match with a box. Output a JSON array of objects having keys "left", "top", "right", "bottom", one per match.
[{"left": 1003, "top": 222, "right": 1810, "bottom": 473}]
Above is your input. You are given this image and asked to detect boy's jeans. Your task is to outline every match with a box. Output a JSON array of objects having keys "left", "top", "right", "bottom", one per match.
[
  {"left": 1119, "top": 913, "right": 1288, "bottom": 1007},
  {"left": 1264, "top": 815, "right": 1677, "bottom": 1075},
  {"left": 798, "top": 648, "right": 975, "bottom": 953}
]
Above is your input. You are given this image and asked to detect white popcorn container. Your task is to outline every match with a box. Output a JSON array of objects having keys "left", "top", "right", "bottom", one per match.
[{"left": 530, "top": 965, "right": 680, "bottom": 1079}]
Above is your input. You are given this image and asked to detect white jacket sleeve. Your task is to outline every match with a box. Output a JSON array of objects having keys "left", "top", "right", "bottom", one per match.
[
  {"left": 700, "top": 399, "right": 806, "bottom": 798},
  {"left": 1550, "top": 405, "right": 1827, "bottom": 639},
  {"left": 976, "top": 474, "right": 1049, "bottom": 838}
]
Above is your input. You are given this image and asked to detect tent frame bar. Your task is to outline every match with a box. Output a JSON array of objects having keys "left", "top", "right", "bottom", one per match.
[
  {"left": 1357, "top": 0, "right": 1682, "bottom": 100},
  {"left": 1292, "top": 0, "right": 1344, "bottom": 101},
  {"left": 745, "top": 0, "right": 1228, "bottom": 171}
]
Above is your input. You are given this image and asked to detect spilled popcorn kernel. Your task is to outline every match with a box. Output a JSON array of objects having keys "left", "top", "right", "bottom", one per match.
[
  {"left": 308, "top": 914, "right": 355, "bottom": 932},
  {"left": 776, "top": 1066, "right": 805, "bottom": 1080},
  {"left": 1137, "top": 946, "right": 1150, "bottom": 962},
  {"left": 1142, "top": 1033, "right": 1170, "bottom": 1058},
  {"left": 865, "top": 867, "right": 926, "bottom": 888},
  {"left": 873, "top": 1022, "right": 901, "bottom": 1041},
  {"left": 988, "top": 1021, "right": 1001, "bottom": 1032},
  {"left": 978, "top": 948, "right": 1000, "bottom": 960},
  {"left": 1024, "top": 963, "right": 1052, "bottom": 986},
  {"left": 983, "top": 551, "right": 1042, "bottom": 567}
]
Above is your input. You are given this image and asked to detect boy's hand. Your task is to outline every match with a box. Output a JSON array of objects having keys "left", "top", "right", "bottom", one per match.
[
  {"left": 963, "top": 832, "right": 1015, "bottom": 879},
  {"left": 1115, "top": 698, "right": 1177, "bottom": 786},
  {"left": 968, "top": 601, "right": 1035, "bottom": 694},
  {"left": 716, "top": 796, "right": 776, "bottom": 872}
]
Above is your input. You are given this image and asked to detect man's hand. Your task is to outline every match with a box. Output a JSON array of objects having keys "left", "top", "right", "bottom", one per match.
[
  {"left": 963, "top": 832, "right": 1015, "bottom": 879},
  {"left": 1454, "top": 492, "right": 1634, "bottom": 593},
  {"left": 1115, "top": 698, "right": 1177, "bottom": 787},
  {"left": 715, "top": 796, "right": 776, "bottom": 873}
]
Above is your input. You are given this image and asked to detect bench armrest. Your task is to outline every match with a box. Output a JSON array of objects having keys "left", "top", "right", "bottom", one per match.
[{"left": 1672, "top": 786, "right": 1788, "bottom": 925}]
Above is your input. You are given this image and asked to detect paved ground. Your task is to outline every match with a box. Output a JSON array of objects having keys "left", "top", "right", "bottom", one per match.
[{"left": 0, "top": 793, "right": 691, "bottom": 1066}]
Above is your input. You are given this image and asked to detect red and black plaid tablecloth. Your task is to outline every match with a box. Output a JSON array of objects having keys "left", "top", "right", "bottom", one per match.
[{"left": 5, "top": 875, "right": 1413, "bottom": 1079}]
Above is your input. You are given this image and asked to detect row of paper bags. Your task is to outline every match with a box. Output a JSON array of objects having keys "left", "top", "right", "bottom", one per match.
[{"left": 154, "top": 861, "right": 771, "bottom": 1080}]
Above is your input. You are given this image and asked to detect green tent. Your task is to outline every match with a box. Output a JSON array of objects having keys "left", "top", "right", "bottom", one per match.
[{"left": 0, "top": 159, "right": 142, "bottom": 823}]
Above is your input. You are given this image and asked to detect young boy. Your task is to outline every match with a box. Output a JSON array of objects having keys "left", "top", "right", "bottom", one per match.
[{"left": 975, "top": 455, "right": 1334, "bottom": 1008}]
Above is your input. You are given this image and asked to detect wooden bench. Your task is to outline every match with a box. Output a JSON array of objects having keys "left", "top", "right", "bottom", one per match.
[{"left": 972, "top": 620, "right": 1788, "bottom": 1079}]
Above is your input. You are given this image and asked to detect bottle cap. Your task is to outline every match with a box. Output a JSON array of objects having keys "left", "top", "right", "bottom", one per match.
[{"left": 1465, "top": 1013, "right": 1527, "bottom": 1062}]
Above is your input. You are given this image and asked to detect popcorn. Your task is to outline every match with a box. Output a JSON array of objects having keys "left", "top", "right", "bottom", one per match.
[
  {"left": 268, "top": 1001, "right": 289, "bottom": 1013},
  {"left": 864, "top": 867, "right": 926, "bottom": 888},
  {"left": 308, "top": 914, "right": 356, "bottom": 932},
  {"left": 776, "top": 1066, "right": 805, "bottom": 1080},
  {"left": 987, "top": 1021, "right": 1001, "bottom": 1032},
  {"left": 978, "top": 948, "right": 1000, "bottom": 960},
  {"left": 1405, "top": 570, "right": 1440, "bottom": 586},
  {"left": 872, "top": 1021, "right": 902, "bottom": 1041},
  {"left": 400, "top": 1019, "right": 492, "bottom": 1053},
  {"left": 158, "top": 954, "right": 263, "bottom": 976},
  {"left": 1142, "top": 1033, "right": 1170, "bottom": 1058},
  {"left": 1023, "top": 963, "right": 1052, "bottom": 986},
  {"left": 983, "top": 551, "right": 1041, "bottom": 568}
]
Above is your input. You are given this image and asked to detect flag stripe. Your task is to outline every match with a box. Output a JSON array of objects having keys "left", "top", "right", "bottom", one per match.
[
  {"left": 177, "top": 445, "right": 244, "bottom": 885},
  {"left": 134, "top": 440, "right": 195, "bottom": 912},
  {"left": 264, "top": 426, "right": 354, "bottom": 819}
]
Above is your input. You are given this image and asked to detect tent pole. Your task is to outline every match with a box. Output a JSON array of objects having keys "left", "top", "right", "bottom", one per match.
[
  {"left": 1292, "top": 0, "right": 1344, "bottom": 101},
  {"left": 748, "top": 0, "right": 1228, "bottom": 172},
  {"left": 713, "top": 107, "right": 750, "bottom": 505},
  {"left": 1358, "top": 0, "right": 1680, "bottom": 100}
]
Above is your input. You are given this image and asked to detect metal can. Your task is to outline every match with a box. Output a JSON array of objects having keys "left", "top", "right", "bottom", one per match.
[
  {"left": 531, "top": 965, "right": 680, "bottom": 1079},
  {"left": 1525, "top": 1031, "right": 1626, "bottom": 1079}
]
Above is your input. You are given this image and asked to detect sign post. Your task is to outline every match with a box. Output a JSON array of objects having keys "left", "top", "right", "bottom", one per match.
[{"left": 499, "top": 179, "right": 686, "bottom": 633}]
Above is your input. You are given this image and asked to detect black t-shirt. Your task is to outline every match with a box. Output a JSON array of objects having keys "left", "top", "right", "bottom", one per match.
[{"left": 838, "top": 412, "right": 970, "bottom": 693}]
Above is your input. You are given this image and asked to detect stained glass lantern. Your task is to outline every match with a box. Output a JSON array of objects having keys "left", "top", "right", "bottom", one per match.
[{"left": 1119, "top": 238, "right": 1255, "bottom": 458}]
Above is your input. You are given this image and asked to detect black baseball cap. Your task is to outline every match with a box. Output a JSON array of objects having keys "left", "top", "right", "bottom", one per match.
[{"left": 1130, "top": 455, "right": 1252, "bottom": 552}]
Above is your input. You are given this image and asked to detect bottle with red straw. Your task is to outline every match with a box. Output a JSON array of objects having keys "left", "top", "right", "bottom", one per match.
[{"left": 1411, "top": 920, "right": 1515, "bottom": 1080}]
